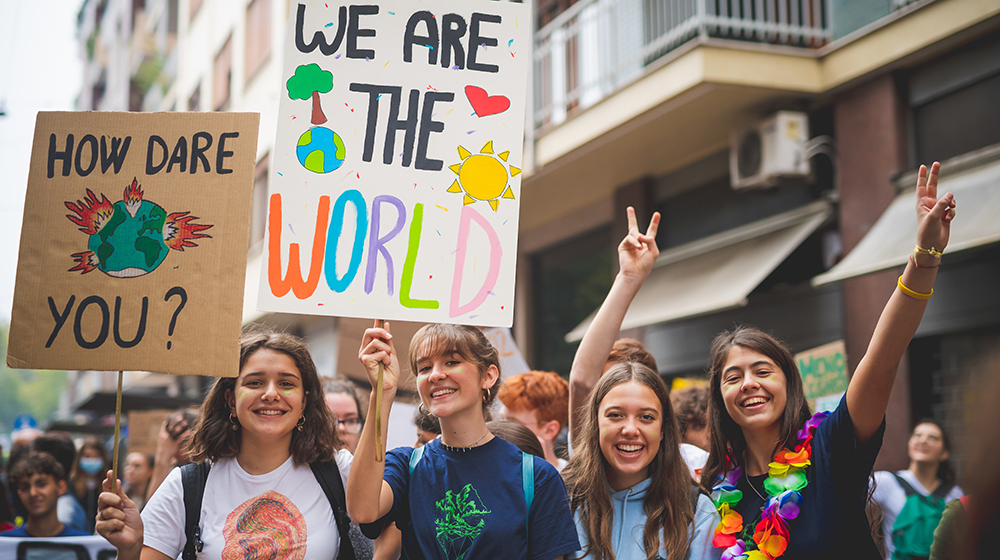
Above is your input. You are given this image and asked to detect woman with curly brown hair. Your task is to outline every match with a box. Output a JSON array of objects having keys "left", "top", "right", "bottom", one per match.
[{"left": 95, "top": 327, "right": 355, "bottom": 560}]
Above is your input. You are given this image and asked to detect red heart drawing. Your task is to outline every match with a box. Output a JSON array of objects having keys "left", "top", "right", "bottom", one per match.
[{"left": 465, "top": 86, "right": 510, "bottom": 117}]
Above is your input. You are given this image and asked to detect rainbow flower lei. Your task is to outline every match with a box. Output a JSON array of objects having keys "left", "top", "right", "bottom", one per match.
[{"left": 710, "top": 411, "right": 829, "bottom": 560}]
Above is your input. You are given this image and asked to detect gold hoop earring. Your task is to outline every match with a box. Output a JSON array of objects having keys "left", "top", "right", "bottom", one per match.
[
  {"left": 418, "top": 402, "right": 432, "bottom": 417},
  {"left": 229, "top": 413, "right": 239, "bottom": 431},
  {"left": 296, "top": 415, "right": 305, "bottom": 432},
  {"left": 483, "top": 387, "right": 491, "bottom": 404}
]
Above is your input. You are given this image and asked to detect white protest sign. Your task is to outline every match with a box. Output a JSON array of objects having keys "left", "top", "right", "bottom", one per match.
[
  {"left": 482, "top": 326, "right": 530, "bottom": 380},
  {"left": 258, "top": 0, "right": 529, "bottom": 327}
]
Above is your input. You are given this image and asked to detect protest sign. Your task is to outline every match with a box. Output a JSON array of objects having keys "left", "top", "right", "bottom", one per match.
[
  {"left": 259, "top": 0, "right": 530, "bottom": 328},
  {"left": 8, "top": 112, "right": 259, "bottom": 377},
  {"left": 795, "top": 340, "right": 849, "bottom": 413}
]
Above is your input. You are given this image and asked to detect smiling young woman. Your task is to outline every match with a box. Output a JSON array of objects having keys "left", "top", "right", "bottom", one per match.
[
  {"left": 347, "top": 322, "right": 581, "bottom": 560},
  {"left": 95, "top": 327, "right": 355, "bottom": 560},
  {"left": 872, "top": 420, "right": 964, "bottom": 558},
  {"left": 562, "top": 363, "right": 719, "bottom": 560},
  {"left": 700, "top": 163, "right": 957, "bottom": 560}
]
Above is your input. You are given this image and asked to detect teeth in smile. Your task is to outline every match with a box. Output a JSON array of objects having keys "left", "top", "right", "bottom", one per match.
[
  {"left": 742, "top": 397, "right": 767, "bottom": 407},
  {"left": 256, "top": 410, "right": 284, "bottom": 416},
  {"left": 431, "top": 388, "right": 456, "bottom": 398},
  {"left": 617, "top": 444, "right": 643, "bottom": 452}
]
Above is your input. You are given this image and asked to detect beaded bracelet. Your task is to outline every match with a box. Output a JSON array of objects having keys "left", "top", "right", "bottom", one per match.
[
  {"left": 914, "top": 244, "right": 943, "bottom": 259},
  {"left": 909, "top": 254, "right": 940, "bottom": 269},
  {"left": 898, "top": 276, "right": 933, "bottom": 300}
]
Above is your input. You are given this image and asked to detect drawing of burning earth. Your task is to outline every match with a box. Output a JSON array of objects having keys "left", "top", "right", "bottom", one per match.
[{"left": 65, "top": 178, "right": 212, "bottom": 278}]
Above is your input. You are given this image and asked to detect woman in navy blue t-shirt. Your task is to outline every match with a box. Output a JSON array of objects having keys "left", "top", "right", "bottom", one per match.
[
  {"left": 348, "top": 322, "right": 581, "bottom": 560},
  {"left": 700, "top": 162, "right": 956, "bottom": 560}
]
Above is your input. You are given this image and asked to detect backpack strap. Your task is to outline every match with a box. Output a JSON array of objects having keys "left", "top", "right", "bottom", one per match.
[
  {"left": 894, "top": 473, "right": 919, "bottom": 497},
  {"left": 931, "top": 483, "right": 954, "bottom": 500},
  {"left": 408, "top": 445, "right": 425, "bottom": 477},
  {"left": 181, "top": 462, "right": 211, "bottom": 560},
  {"left": 522, "top": 452, "right": 534, "bottom": 540},
  {"left": 895, "top": 473, "right": 952, "bottom": 501},
  {"left": 310, "top": 460, "right": 358, "bottom": 560}
]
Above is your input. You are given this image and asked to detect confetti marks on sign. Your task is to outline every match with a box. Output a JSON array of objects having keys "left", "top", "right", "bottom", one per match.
[
  {"left": 447, "top": 142, "right": 520, "bottom": 212},
  {"left": 465, "top": 86, "right": 510, "bottom": 117}
]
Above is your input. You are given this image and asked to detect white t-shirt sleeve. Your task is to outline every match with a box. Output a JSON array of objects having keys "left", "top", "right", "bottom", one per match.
[
  {"left": 140, "top": 466, "right": 187, "bottom": 558},
  {"left": 335, "top": 448, "right": 353, "bottom": 490}
]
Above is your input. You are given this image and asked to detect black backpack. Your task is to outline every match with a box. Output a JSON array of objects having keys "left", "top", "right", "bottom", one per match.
[{"left": 180, "top": 460, "right": 357, "bottom": 560}]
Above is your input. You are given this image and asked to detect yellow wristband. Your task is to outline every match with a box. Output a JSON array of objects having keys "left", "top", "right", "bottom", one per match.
[
  {"left": 914, "top": 245, "right": 943, "bottom": 259},
  {"left": 898, "top": 276, "right": 932, "bottom": 300}
]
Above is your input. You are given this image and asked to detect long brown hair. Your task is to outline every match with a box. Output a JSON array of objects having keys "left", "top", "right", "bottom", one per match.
[
  {"left": 407, "top": 324, "right": 501, "bottom": 412},
  {"left": 700, "top": 326, "right": 811, "bottom": 491},
  {"left": 186, "top": 326, "right": 341, "bottom": 466},
  {"left": 562, "top": 363, "right": 694, "bottom": 560}
]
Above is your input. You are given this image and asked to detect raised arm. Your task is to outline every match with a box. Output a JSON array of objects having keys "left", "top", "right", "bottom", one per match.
[
  {"left": 846, "top": 162, "right": 955, "bottom": 443},
  {"left": 568, "top": 207, "right": 660, "bottom": 446},
  {"left": 347, "top": 320, "right": 400, "bottom": 524}
]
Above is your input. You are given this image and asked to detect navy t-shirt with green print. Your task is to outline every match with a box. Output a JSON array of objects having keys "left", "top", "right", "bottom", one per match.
[{"left": 382, "top": 437, "right": 580, "bottom": 560}]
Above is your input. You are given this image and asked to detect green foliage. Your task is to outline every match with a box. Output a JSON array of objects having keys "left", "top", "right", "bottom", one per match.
[
  {"left": 0, "top": 323, "right": 66, "bottom": 434},
  {"left": 286, "top": 63, "right": 334, "bottom": 100},
  {"left": 134, "top": 56, "right": 165, "bottom": 94}
]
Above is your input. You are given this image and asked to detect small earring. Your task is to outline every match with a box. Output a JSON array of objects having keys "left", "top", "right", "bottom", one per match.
[
  {"left": 483, "top": 387, "right": 491, "bottom": 404},
  {"left": 296, "top": 415, "right": 305, "bottom": 432},
  {"left": 229, "top": 413, "right": 239, "bottom": 431},
  {"left": 418, "top": 402, "right": 432, "bottom": 417}
]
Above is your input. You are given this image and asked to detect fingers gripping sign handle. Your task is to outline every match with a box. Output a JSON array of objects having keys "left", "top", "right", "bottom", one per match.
[{"left": 375, "top": 318, "right": 385, "bottom": 462}]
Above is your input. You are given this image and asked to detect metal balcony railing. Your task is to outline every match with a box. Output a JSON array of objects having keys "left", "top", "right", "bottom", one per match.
[{"left": 533, "top": 0, "right": 832, "bottom": 129}]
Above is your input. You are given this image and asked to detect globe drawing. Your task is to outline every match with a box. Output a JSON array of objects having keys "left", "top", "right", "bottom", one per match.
[
  {"left": 296, "top": 126, "right": 346, "bottom": 173},
  {"left": 88, "top": 200, "right": 170, "bottom": 278}
]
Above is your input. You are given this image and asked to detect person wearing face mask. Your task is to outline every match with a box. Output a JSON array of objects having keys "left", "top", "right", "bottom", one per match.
[
  {"left": 73, "top": 436, "right": 110, "bottom": 533},
  {"left": 873, "top": 420, "right": 964, "bottom": 559}
]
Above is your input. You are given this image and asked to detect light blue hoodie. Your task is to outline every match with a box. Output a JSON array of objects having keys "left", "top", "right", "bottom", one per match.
[{"left": 567, "top": 478, "right": 721, "bottom": 560}]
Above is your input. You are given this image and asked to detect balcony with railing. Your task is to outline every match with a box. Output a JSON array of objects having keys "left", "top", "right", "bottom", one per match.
[{"left": 533, "top": 0, "right": 833, "bottom": 129}]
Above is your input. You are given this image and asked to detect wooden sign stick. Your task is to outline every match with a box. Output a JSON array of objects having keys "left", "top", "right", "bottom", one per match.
[
  {"left": 112, "top": 370, "right": 123, "bottom": 484},
  {"left": 375, "top": 318, "right": 385, "bottom": 462}
]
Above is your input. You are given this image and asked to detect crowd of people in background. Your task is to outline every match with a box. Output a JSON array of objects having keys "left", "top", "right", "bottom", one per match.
[{"left": 0, "top": 164, "right": 996, "bottom": 558}]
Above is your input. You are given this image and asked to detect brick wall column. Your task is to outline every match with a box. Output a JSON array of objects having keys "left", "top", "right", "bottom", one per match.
[{"left": 834, "top": 74, "right": 912, "bottom": 471}]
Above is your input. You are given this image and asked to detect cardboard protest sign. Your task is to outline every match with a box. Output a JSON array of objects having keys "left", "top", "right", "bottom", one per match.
[
  {"left": 258, "top": 0, "right": 529, "bottom": 327},
  {"left": 795, "top": 340, "right": 849, "bottom": 413},
  {"left": 8, "top": 112, "right": 259, "bottom": 377}
]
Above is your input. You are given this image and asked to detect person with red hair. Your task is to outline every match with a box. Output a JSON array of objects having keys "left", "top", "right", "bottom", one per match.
[{"left": 499, "top": 371, "right": 570, "bottom": 470}]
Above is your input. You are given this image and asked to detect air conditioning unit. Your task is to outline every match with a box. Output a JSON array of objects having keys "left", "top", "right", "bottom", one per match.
[{"left": 730, "top": 111, "right": 811, "bottom": 190}]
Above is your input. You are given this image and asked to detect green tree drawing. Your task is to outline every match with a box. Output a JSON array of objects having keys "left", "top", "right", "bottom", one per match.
[
  {"left": 286, "top": 63, "right": 334, "bottom": 126},
  {"left": 435, "top": 484, "right": 492, "bottom": 560}
]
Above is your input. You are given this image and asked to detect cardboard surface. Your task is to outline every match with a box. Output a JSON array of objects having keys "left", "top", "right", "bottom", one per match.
[
  {"left": 127, "top": 409, "right": 172, "bottom": 455},
  {"left": 8, "top": 112, "right": 259, "bottom": 377},
  {"left": 258, "top": 0, "right": 529, "bottom": 327}
]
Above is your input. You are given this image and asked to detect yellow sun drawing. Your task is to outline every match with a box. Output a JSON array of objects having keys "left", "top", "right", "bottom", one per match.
[{"left": 446, "top": 141, "right": 521, "bottom": 212}]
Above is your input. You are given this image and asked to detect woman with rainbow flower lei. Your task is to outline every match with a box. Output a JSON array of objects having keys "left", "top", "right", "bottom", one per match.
[{"left": 699, "top": 162, "right": 956, "bottom": 560}]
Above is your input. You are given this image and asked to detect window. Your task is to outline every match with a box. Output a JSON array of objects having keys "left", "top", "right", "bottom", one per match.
[
  {"left": 245, "top": 0, "right": 272, "bottom": 84},
  {"left": 909, "top": 33, "right": 1000, "bottom": 163},
  {"left": 213, "top": 35, "right": 233, "bottom": 111}
]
